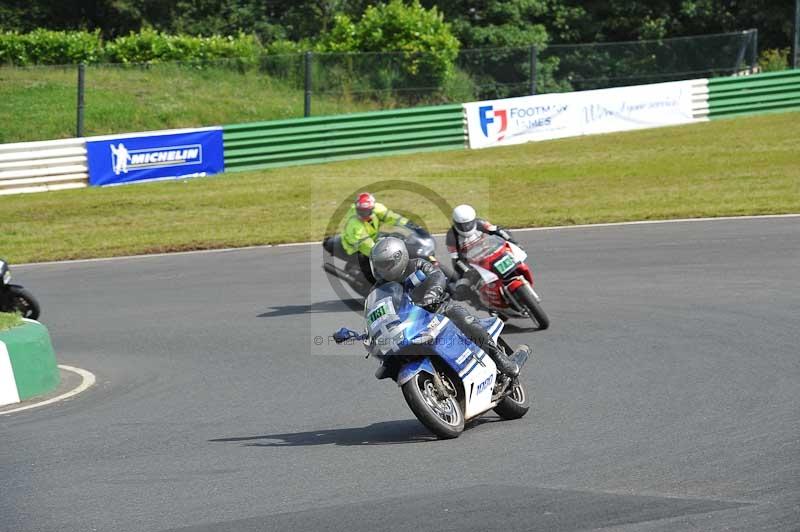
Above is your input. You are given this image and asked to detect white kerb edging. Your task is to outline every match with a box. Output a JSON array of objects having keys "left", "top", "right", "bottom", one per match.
[{"left": 0, "top": 341, "right": 21, "bottom": 407}]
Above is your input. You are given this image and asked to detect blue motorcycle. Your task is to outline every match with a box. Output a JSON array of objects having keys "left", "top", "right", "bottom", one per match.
[{"left": 334, "top": 281, "right": 531, "bottom": 439}]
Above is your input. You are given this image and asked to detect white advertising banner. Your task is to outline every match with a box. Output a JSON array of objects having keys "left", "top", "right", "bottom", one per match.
[{"left": 464, "top": 80, "right": 697, "bottom": 149}]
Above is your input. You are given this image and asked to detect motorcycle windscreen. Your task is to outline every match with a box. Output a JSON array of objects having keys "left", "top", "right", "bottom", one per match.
[
  {"left": 461, "top": 233, "right": 507, "bottom": 263},
  {"left": 364, "top": 283, "right": 408, "bottom": 355},
  {"left": 377, "top": 228, "right": 435, "bottom": 259}
]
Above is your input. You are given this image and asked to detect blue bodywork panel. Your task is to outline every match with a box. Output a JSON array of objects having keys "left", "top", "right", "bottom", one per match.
[
  {"left": 397, "top": 357, "right": 436, "bottom": 386},
  {"left": 361, "top": 282, "right": 504, "bottom": 384}
]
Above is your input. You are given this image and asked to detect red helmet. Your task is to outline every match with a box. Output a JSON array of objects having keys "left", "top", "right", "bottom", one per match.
[{"left": 355, "top": 192, "right": 375, "bottom": 220}]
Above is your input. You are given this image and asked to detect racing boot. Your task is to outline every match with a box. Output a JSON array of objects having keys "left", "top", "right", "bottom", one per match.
[
  {"left": 491, "top": 344, "right": 531, "bottom": 398},
  {"left": 483, "top": 338, "right": 520, "bottom": 378},
  {"left": 322, "top": 236, "right": 334, "bottom": 255}
]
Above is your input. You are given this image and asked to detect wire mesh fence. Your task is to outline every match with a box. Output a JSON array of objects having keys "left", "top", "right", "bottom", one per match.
[{"left": 0, "top": 30, "right": 759, "bottom": 143}]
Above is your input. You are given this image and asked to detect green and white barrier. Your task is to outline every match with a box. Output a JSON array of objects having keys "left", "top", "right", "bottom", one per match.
[
  {"left": 0, "top": 319, "right": 60, "bottom": 407},
  {"left": 1, "top": 68, "right": 797, "bottom": 196},
  {"left": 0, "top": 137, "right": 88, "bottom": 196},
  {"left": 223, "top": 105, "right": 467, "bottom": 172}
]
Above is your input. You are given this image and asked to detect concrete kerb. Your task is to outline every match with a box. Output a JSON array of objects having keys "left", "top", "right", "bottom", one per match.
[{"left": 0, "top": 318, "right": 60, "bottom": 407}]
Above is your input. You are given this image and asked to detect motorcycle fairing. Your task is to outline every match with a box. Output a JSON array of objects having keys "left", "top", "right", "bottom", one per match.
[
  {"left": 462, "top": 360, "right": 497, "bottom": 419},
  {"left": 365, "top": 281, "right": 502, "bottom": 368},
  {"left": 471, "top": 263, "right": 499, "bottom": 285},
  {"left": 507, "top": 241, "right": 528, "bottom": 263},
  {"left": 397, "top": 357, "right": 436, "bottom": 386}
]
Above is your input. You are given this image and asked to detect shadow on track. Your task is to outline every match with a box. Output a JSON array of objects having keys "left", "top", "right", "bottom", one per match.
[
  {"left": 499, "top": 322, "right": 540, "bottom": 335},
  {"left": 210, "top": 418, "right": 505, "bottom": 447},
  {"left": 209, "top": 420, "right": 436, "bottom": 447},
  {"left": 258, "top": 298, "right": 363, "bottom": 318}
]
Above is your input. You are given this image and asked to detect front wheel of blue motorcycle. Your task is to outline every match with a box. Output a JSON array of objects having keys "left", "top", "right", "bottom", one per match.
[{"left": 402, "top": 372, "right": 464, "bottom": 439}]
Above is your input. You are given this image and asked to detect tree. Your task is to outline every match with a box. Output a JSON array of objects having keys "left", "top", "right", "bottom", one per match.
[{"left": 316, "top": 0, "right": 460, "bottom": 95}]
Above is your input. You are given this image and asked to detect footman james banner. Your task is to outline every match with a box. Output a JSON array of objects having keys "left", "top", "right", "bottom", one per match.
[
  {"left": 86, "top": 127, "right": 224, "bottom": 186},
  {"left": 464, "top": 80, "right": 697, "bottom": 149}
]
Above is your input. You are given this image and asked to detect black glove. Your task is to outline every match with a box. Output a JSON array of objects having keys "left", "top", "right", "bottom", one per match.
[
  {"left": 420, "top": 284, "right": 444, "bottom": 309},
  {"left": 498, "top": 229, "right": 516, "bottom": 244}
]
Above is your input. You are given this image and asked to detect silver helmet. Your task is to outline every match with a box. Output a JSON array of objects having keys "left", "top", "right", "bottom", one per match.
[{"left": 370, "top": 237, "right": 409, "bottom": 283}]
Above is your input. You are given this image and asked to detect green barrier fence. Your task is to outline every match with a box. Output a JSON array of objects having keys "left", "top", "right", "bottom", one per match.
[
  {"left": 707, "top": 69, "right": 800, "bottom": 118},
  {"left": 223, "top": 105, "right": 466, "bottom": 172}
]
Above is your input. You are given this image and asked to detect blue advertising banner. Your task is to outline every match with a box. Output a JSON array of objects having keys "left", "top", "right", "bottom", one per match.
[{"left": 86, "top": 127, "right": 224, "bottom": 186}]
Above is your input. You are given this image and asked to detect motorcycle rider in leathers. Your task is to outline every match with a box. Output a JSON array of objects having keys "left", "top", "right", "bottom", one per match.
[
  {"left": 369, "top": 237, "right": 528, "bottom": 378},
  {"left": 323, "top": 192, "right": 420, "bottom": 285},
  {"left": 445, "top": 204, "right": 516, "bottom": 303}
]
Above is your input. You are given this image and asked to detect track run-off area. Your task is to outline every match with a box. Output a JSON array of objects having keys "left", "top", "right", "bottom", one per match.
[{"left": 1, "top": 216, "right": 798, "bottom": 532}]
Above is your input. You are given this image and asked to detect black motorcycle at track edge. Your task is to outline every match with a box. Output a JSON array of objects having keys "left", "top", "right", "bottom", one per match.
[{"left": 0, "top": 259, "right": 41, "bottom": 320}]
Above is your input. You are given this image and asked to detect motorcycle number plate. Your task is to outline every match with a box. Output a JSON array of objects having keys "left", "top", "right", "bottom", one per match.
[
  {"left": 366, "top": 298, "right": 396, "bottom": 331},
  {"left": 493, "top": 254, "right": 516, "bottom": 275}
]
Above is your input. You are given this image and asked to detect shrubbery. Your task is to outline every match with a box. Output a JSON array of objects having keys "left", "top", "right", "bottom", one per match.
[
  {"left": 317, "top": 0, "right": 459, "bottom": 91},
  {"left": 757, "top": 48, "right": 789, "bottom": 72},
  {"left": 104, "top": 29, "right": 261, "bottom": 66},
  {"left": 0, "top": 29, "right": 261, "bottom": 66},
  {"left": 0, "top": 29, "right": 103, "bottom": 65}
]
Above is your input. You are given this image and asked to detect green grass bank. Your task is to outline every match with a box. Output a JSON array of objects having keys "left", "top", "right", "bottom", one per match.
[
  {"left": 2, "top": 111, "right": 798, "bottom": 264},
  {"left": 0, "top": 64, "right": 382, "bottom": 143}
]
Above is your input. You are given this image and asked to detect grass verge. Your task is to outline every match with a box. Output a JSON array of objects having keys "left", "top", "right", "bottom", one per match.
[
  {"left": 1, "top": 111, "right": 798, "bottom": 264},
  {"left": 0, "top": 312, "right": 22, "bottom": 332},
  {"left": 0, "top": 64, "right": 382, "bottom": 143}
]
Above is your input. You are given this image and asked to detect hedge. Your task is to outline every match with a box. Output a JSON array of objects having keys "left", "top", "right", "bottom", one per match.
[{"left": 0, "top": 29, "right": 261, "bottom": 66}]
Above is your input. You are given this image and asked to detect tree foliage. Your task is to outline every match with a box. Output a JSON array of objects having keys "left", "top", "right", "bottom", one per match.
[
  {"left": 316, "top": 1, "right": 460, "bottom": 91},
  {"left": 0, "top": 0, "right": 793, "bottom": 53}
]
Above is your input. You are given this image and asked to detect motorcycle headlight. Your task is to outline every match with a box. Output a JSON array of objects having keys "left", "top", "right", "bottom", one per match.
[{"left": 2, "top": 269, "right": 9, "bottom": 285}]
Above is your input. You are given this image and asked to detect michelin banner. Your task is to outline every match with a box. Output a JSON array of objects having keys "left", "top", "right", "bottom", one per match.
[
  {"left": 464, "top": 80, "right": 696, "bottom": 149},
  {"left": 86, "top": 127, "right": 224, "bottom": 186}
]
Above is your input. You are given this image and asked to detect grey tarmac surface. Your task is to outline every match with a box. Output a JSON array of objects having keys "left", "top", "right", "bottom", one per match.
[{"left": 1, "top": 217, "right": 798, "bottom": 532}]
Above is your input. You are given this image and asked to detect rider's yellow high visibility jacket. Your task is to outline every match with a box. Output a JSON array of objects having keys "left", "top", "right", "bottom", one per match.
[{"left": 341, "top": 202, "right": 408, "bottom": 256}]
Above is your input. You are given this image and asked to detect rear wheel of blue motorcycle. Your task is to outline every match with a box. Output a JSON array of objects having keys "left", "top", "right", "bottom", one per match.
[
  {"left": 493, "top": 380, "right": 530, "bottom": 420},
  {"left": 402, "top": 371, "right": 464, "bottom": 439}
]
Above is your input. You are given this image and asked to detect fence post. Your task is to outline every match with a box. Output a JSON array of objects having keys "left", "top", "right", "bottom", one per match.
[
  {"left": 794, "top": 0, "right": 799, "bottom": 69},
  {"left": 529, "top": 46, "right": 538, "bottom": 95},
  {"left": 304, "top": 51, "right": 312, "bottom": 117},
  {"left": 733, "top": 31, "right": 748, "bottom": 74},
  {"left": 76, "top": 63, "right": 85, "bottom": 137}
]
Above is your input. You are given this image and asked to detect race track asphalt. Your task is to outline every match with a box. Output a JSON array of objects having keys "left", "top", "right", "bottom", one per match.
[{"left": 1, "top": 216, "right": 798, "bottom": 532}]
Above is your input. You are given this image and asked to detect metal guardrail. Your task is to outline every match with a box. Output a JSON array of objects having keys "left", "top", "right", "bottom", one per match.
[
  {"left": 0, "top": 138, "right": 88, "bottom": 195},
  {"left": 223, "top": 105, "right": 467, "bottom": 172},
  {"left": 706, "top": 69, "right": 800, "bottom": 118}
]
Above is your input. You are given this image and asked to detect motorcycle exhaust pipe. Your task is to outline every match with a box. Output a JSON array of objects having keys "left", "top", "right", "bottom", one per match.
[{"left": 323, "top": 262, "right": 359, "bottom": 285}]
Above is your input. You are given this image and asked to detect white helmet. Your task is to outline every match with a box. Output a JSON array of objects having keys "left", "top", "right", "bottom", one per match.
[{"left": 452, "top": 204, "right": 477, "bottom": 236}]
